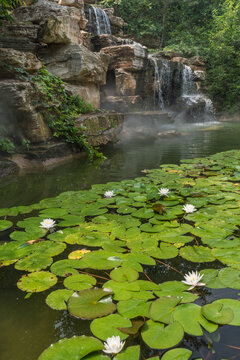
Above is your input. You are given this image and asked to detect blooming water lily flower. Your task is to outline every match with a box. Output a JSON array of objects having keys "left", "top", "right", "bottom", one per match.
[
  {"left": 158, "top": 188, "right": 170, "bottom": 196},
  {"left": 182, "top": 271, "right": 205, "bottom": 290},
  {"left": 104, "top": 190, "right": 115, "bottom": 198},
  {"left": 40, "top": 218, "right": 56, "bottom": 230},
  {"left": 103, "top": 336, "right": 125, "bottom": 354},
  {"left": 183, "top": 204, "right": 196, "bottom": 213}
]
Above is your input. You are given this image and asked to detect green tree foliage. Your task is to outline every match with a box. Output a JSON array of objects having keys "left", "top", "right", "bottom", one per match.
[
  {"left": 206, "top": 0, "right": 240, "bottom": 111},
  {"left": 0, "top": 0, "right": 22, "bottom": 23}
]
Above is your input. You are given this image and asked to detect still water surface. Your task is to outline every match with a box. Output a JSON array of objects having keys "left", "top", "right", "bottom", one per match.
[{"left": 1, "top": 120, "right": 240, "bottom": 360}]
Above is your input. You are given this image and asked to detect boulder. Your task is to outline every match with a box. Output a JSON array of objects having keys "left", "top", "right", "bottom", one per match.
[
  {"left": 66, "top": 83, "right": 100, "bottom": 108},
  {"left": 101, "top": 95, "right": 142, "bottom": 112},
  {"left": 115, "top": 69, "right": 136, "bottom": 96},
  {"left": 75, "top": 112, "right": 124, "bottom": 146},
  {"left": 0, "top": 22, "right": 40, "bottom": 52},
  {"left": 39, "top": 44, "right": 106, "bottom": 85},
  {"left": 58, "top": 0, "right": 83, "bottom": 9},
  {"left": 100, "top": 44, "right": 148, "bottom": 71},
  {"left": 189, "top": 56, "right": 205, "bottom": 67},
  {"left": 171, "top": 57, "right": 189, "bottom": 65},
  {"left": 193, "top": 70, "right": 206, "bottom": 81},
  {"left": 0, "top": 48, "right": 42, "bottom": 78},
  {"left": 0, "top": 80, "right": 52, "bottom": 143},
  {"left": 13, "top": 0, "right": 87, "bottom": 31},
  {"left": 0, "top": 160, "right": 19, "bottom": 178}
]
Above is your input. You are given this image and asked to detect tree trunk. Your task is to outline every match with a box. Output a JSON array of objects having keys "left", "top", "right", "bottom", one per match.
[{"left": 160, "top": 0, "right": 168, "bottom": 49}]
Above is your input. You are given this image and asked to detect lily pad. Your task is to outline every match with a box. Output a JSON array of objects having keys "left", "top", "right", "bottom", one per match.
[
  {"left": 214, "top": 299, "right": 240, "bottom": 325},
  {"left": 110, "top": 267, "right": 139, "bottom": 282},
  {"left": 17, "top": 271, "right": 58, "bottom": 292},
  {"left": 180, "top": 246, "right": 215, "bottom": 262},
  {"left": 149, "top": 297, "right": 181, "bottom": 324},
  {"left": 201, "top": 302, "right": 234, "bottom": 324},
  {"left": 38, "top": 336, "right": 103, "bottom": 360},
  {"left": 161, "top": 348, "right": 192, "bottom": 360},
  {"left": 64, "top": 274, "right": 96, "bottom": 291},
  {"left": 90, "top": 314, "right": 131, "bottom": 340},
  {"left": 15, "top": 254, "right": 53, "bottom": 272},
  {"left": 0, "top": 220, "right": 13, "bottom": 231},
  {"left": 46, "top": 289, "right": 74, "bottom": 310},
  {"left": 141, "top": 319, "right": 184, "bottom": 349},
  {"left": 67, "top": 288, "right": 116, "bottom": 319},
  {"left": 173, "top": 303, "right": 218, "bottom": 336},
  {"left": 117, "top": 298, "right": 151, "bottom": 319},
  {"left": 114, "top": 345, "right": 140, "bottom": 360}
]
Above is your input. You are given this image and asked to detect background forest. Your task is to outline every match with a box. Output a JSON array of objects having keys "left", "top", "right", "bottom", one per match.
[{"left": 100, "top": 0, "right": 240, "bottom": 112}]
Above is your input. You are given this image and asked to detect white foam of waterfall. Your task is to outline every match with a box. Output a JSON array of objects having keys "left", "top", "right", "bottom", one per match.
[
  {"left": 90, "top": 6, "right": 112, "bottom": 36},
  {"left": 181, "top": 64, "right": 215, "bottom": 121}
]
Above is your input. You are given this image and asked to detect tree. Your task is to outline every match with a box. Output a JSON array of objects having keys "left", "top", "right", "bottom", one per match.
[
  {"left": 0, "top": 0, "right": 22, "bottom": 23},
  {"left": 207, "top": 0, "right": 240, "bottom": 110}
]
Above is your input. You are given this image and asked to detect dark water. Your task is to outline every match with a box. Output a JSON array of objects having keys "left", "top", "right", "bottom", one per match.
[
  {"left": 1, "top": 120, "right": 240, "bottom": 360},
  {"left": 1, "top": 121, "right": 240, "bottom": 209}
]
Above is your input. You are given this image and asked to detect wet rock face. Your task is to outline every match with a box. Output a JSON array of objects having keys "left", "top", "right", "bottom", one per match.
[
  {"left": 75, "top": 112, "right": 124, "bottom": 146},
  {"left": 0, "top": 81, "right": 51, "bottom": 143},
  {"left": 39, "top": 44, "right": 106, "bottom": 85},
  {"left": 0, "top": 48, "right": 42, "bottom": 78},
  {"left": 100, "top": 44, "right": 148, "bottom": 71},
  {"left": 0, "top": 160, "right": 19, "bottom": 178}
]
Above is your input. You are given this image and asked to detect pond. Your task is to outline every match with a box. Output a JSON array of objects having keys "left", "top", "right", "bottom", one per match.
[{"left": 0, "top": 120, "right": 240, "bottom": 360}]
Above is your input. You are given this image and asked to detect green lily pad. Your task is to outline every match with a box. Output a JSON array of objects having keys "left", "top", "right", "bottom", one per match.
[
  {"left": 212, "top": 248, "right": 240, "bottom": 267},
  {"left": 149, "top": 297, "right": 181, "bottom": 324},
  {"left": 117, "top": 298, "right": 151, "bottom": 319},
  {"left": 10, "top": 228, "right": 47, "bottom": 241},
  {"left": 76, "top": 250, "right": 122, "bottom": 270},
  {"left": 114, "top": 345, "right": 140, "bottom": 360},
  {"left": 46, "top": 289, "right": 74, "bottom": 310},
  {"left": 0, "top": 241, "right": 32, "bottom": 261},
  {"left": 64, "top": 274, "right": 96, "bottom": 291},
  {"left": 214, "top": 299, "right": 240, "bottom": 325},
  {"left": 218, "top": 267, "right": 240, "bottom": 289},
  {"left": 67, "top": 288, "right": 116, "bottom": 319},
  {"left": 0, "top": 220, "right": 13, "bottom": 231},
  {"left": 90, "top": 314, "right": 131, "bottom": 341},
  {"left": 141, "top": 319, "right": 184, "bottom": 349},
  {"left": 155, "top": 281, "right": 198, "bottom": 303},
  {"left": 40, "top": 208, "right": 69, "bottom": 218},
  {"left": 180, "top": 246, "right": 215, "bottom": 262},
  {"left": 161, "top": 348, "right": 192, "bottom": 360},
  {"left": 201, "top": 302, "right": 234, "bottom": 324},
  {"left": 173, "top": 303, "right": 218, "bottom": 336},
  {"left": 17, "top": 271, "right": 58, "bottom": 292},
  {"left": 58, "top": 215, "right": 85, "bottom": 227},
  {"left": 110, "top": 267, "right": 139, "bottom": 282},
  {"left": 50, "top": 259, "right": 82, "bottom": 277},
  {"left": 38, "top": 336, "right": 103, "bottom": 360},
  {"left": 15, "top": 254, "right": 53, "bottom": 272}
]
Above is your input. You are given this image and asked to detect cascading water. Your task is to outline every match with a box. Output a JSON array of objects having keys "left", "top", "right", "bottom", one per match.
[
  {"left": 180, "top": 64, "right": 215, "bottom": 121},
  {"left": 88, "top": 6, "right": 112, "bottom": 36},
  {"left": 150, "top": 56, "right": 172, "bottom": 110}
]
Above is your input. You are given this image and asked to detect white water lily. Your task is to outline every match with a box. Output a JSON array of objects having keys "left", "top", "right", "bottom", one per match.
[
  {"left": 158, "top": 188, "right": 170, "bottom": 196},
  {"left": 103, "top": 336, "right": 125, "bottom": 354},
  {"left": 104, "top": 190, "right": 115, "bottom": 198},
  {"left": 182, "top": 271, "right": 205, "bottom": 290},
  {"left": 40, "top": 218, "right": 56, "bottom": 230},
  {"left": 183, "top": 203, "right": 196, "bottom": 213}
]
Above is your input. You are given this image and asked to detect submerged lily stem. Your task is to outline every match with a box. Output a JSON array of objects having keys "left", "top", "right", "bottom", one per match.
[
  {"left": 143, "top": 270, "right": 153, "bottom": 282},
  {"left": 225, "top": 344, "right": 240, "bottom": 350},
  {"left": 154, "top": 259, "right": 184, "bottom": 276},
  {"left": 78, "top": 270, "right": 109, "bottom": 281}
]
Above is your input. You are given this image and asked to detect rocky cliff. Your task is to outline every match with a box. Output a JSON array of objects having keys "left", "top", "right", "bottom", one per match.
[{"left": 0, "top": 0, "right": 209, "bottom": 176}]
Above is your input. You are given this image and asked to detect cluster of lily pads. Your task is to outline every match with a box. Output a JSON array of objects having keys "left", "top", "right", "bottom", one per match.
[{"left": 0, "top": 149, "right": 240, "bottom": 360}]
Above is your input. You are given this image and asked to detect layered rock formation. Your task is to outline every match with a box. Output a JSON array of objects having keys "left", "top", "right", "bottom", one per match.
[{"left": 0, "top": 0, "right": 212, "bottom": 176}]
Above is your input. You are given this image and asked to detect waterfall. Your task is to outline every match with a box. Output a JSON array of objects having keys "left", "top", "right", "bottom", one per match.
[
  {"left": 180, "top": 64, "right": 215, "bottom": 121},
  {"left": 150, "top": 56, "right": 172, "bottom": 110},
  {"left": 89, "top": 6, "right": 112, "bottom": 36},
  {"left": 182, "top": 65, "right": 196, "bottom": 95}
]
